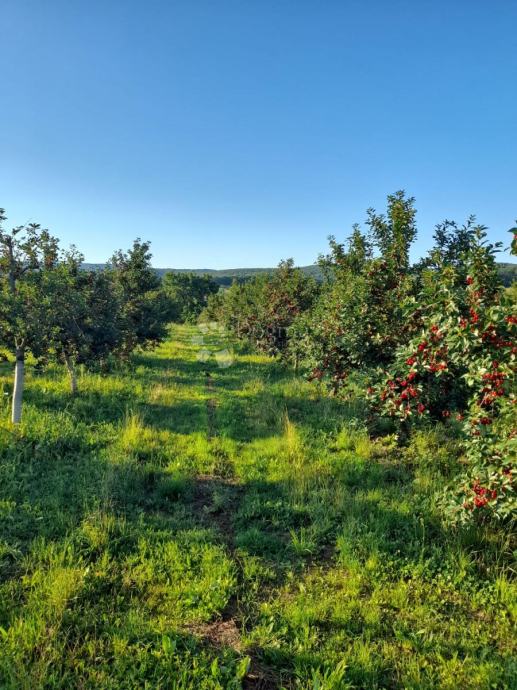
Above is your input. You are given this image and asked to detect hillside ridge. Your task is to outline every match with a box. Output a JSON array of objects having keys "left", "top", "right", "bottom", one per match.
[{"left": 82, "top": 262, "right": 517, "bottom": 286}]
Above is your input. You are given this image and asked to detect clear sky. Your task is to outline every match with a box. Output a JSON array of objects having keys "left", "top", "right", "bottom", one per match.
[{"left": 1, "top": 0, "right": 516, "bottom": 268}]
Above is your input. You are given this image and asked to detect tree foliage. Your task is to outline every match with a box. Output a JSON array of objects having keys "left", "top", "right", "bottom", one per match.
[
  {"left": 289, "top": 192, "right": 417, "bottom": 391},
  {"left": 41, "top": 252, "right": 123, "bottom": 392},
  {"left": 109, "top": 239, "right": 169, "bottom": 358},
  {"left": 0, "top": 211, "right": 63, "bottom": 420},
  {"left": 0, "top": 210, "right": 170, "bottom": 419},
  {"left": 371, "top": 227, "right": 516, "bottom": 523},
  {"left": 162, "top": 272, "right": 219, "bottom": 323},
  {"left": 203, "top": 259, "right": 318, "bottom": 357}
]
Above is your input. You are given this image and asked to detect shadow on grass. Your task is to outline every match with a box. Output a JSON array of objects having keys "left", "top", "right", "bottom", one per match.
[
  {"left": 0, "top": 331, "right": 480, "bottom": 688},
  {"left": 17, "top": 355, "right": 349, "bottom": 442},
  {"left": 6, "top": 394, "right": 500, "bottom": 688}
]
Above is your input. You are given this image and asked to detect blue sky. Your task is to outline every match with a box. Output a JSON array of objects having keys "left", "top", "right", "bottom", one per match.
[{"left": 1, "top": 0, "right": 516, "bottom": 268}]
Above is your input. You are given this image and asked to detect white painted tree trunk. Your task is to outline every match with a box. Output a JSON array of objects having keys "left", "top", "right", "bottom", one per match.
[
  {"left": 11, "top": 349, "right": 24, "bottom": 424},
  {"left": 64, "top": 354, "right": 78, "bottom": 395}
]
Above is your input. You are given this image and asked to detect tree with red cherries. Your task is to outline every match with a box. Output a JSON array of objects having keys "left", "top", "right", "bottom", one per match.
[{"left": 372, "top": 225, "right": 516, "bottom": 524}]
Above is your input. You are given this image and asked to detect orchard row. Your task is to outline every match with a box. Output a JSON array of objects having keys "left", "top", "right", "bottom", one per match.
[
  {"left": 201, "top": 192, "right": 516, "bottom": 525},
  {"left": 0, "top": 210, "right": 219, "bottom": 423}
]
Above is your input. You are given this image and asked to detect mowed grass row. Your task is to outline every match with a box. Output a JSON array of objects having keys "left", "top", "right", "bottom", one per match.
[{"left": 0, "top": 325, "right": 515, "bottom": 689}]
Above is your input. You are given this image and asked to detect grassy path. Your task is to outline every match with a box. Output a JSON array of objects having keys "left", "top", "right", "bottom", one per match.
[{"left": 0, "top": 325, "right": 515, "bottom": 689}]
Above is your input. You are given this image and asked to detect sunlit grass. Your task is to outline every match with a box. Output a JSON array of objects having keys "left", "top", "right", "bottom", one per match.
[{"left": 0, "top": 325, "right": 514, "bottom": 689}]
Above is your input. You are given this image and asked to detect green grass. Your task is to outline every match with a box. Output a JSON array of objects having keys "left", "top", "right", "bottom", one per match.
[{"left": 0, "top": 325, "right": 515, "bottom": 689}]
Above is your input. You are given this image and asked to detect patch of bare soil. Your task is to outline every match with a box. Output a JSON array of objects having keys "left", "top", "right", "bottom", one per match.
[
  {"left": 189, "top": 475, "right": 283, "bottom": 688},
  {"left": 187, "top": 619, "right": 242, "bottom": 651},
  {"left": 243, "top": 651, "right": 282, "bottom": 690}
]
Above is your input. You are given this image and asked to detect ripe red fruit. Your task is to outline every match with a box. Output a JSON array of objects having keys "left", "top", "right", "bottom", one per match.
[
  {"left": 417, "top": 403, "right": 425, "bottom": 414},
  {"left": 466, "top": 276, "right": 474, "bottom": 285},
  {"left": 473, "top": 482, "right": 486, "bottom": 496}
]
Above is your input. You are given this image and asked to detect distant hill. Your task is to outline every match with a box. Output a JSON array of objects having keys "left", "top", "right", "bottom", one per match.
[
  {"left": 82, "top": 263, "right": 324, "bottom": 286},
  {"left": 82, "top": 262, "right": 516, "bottom": 287},
  {"left": 497, "top": 263, "right": 517, "bottom": 287}
]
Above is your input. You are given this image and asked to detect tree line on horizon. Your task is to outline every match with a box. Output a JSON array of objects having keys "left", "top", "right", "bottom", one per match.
[{"left": 81, "top": 257, "right": 517, "bottom": 287}]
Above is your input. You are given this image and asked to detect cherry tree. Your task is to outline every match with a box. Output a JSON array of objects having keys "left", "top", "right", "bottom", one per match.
[{"left": 0, "top": 210, "right": 60, "bottom": 423}]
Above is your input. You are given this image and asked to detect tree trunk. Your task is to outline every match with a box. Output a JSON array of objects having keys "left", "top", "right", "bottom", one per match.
[
  {"left": 11, "top": 347, "right": 25, "bottom": 424},
  {"left": 64, "top": 354, "right": 78, "bottom": 395}
]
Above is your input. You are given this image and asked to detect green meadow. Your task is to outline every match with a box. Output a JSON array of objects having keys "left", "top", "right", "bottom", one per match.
[{"left": 0, "top": 325, "right": 515, "bottom": 689}]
